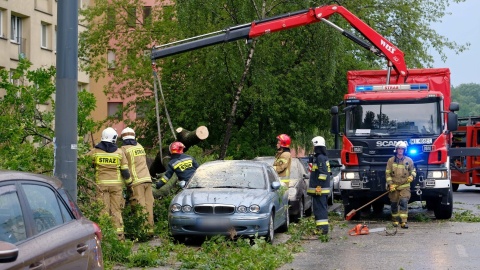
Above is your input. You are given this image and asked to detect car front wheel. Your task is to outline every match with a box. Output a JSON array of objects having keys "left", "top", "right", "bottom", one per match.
[
  {"left": 292, "top": 200, "right": 304, "bottom": 223},
  {"left": 266, "top": 212, "right": 274, "bottom": 244}
]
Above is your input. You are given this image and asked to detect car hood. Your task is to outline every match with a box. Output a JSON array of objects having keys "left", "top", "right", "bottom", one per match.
[{"left": 172, "top": 188, "right": 271, "bottom": 206}]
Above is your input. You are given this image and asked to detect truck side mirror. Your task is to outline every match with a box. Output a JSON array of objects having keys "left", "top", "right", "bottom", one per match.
[
  {"left": 449, "top": 102, "right": 459, "bottom": 112},
  {"left": 447, "top": 112, "right": 458, "bottom": 131},
  {"left": 331, "top": 106, "right": 339, "bottom": 134}
]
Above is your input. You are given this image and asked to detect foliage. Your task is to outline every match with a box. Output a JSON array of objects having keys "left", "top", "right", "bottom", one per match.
[
  {"left": 451, "top": 83, "right": 480, "bottom": 117},
  {"left": 78, "top": 0, "right": 469, "bottom": 160},
  {"left": 0, "top": 58, "right": 98, "bottom": 173},
  {"left": 452, "top": 210, "right": 480, "bottom": 222}
]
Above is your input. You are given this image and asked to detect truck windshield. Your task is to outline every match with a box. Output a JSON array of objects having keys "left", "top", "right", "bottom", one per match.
[{"left": 345, "top": 101, "right": 442, "bottom": 136}]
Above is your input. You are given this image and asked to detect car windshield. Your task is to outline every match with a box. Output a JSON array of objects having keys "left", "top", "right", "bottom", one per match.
[
  {"left": 187, "top": 163, "right": 266, "bottom": 189},
  {"left": 345, "top": 101, "right": 442, "bottom": 137}
]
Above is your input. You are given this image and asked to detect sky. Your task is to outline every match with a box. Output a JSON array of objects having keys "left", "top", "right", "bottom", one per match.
[{"left": 430, "top": 0, "right": 480, "bottom": 87}]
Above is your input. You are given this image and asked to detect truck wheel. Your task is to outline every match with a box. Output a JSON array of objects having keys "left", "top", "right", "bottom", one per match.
[
  {"left": 452, "top": 184, "right": 459, "bottom": 192},
  {"left": 433, "top": 189, "right": 453, "bottom": 219}
]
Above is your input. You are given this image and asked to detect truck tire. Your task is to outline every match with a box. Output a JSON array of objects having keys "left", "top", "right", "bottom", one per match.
[{"left": 433, "top": 189, "right": 453, "bottom": 219}]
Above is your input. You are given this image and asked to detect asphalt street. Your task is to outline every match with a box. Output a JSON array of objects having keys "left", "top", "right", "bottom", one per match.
[{"left": 279, "top": 185, "right": 480, "bottom": 270}]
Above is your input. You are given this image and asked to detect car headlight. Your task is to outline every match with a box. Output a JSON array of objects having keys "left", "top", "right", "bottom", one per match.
[
  {"left": 288, "top": 187, "right": 297, "bottom": 198},
  {"left": 343, "top": 172, "right": 359, "bottom": 180},
  {"left": 249, "top": 204, "right": 260, "bottom": 213},
  {"left": 427, "top": 171, "right": 447, "bottom": 179},
  {"left": 237, "top": 205, "right": 247, "bottom": 213},
  {"left": 171, "top": 203, "right": 181, "bottom": 213},
  {"left": 182, "top": 205, "right": 192, "bottom": 212}
]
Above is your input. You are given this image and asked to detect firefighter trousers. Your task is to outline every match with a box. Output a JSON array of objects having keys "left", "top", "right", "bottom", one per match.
[
  {"left": 389, "top": 188, "right": 411, "bottom": 223},
  {"left": 129, "top": 182, "right": 154, "bottom": 233},
  {"left": 312, "top": 194, "right": 329, "bottom": 234},
  {"left": 98, "top": 185, "right": 125, "bottom": 238}
]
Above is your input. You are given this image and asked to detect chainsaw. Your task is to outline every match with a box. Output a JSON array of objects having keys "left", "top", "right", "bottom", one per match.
[{"left": 348, "top": 224, "right": 370, "bottom": 236}]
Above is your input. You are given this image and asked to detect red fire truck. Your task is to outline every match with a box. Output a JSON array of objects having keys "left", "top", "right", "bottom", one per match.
[{"left": 451, "top": 117, "right": 480, "bottom": 190}]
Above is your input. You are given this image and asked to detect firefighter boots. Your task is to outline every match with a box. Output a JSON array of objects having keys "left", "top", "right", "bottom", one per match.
[{"left": 400, "top": 222, "right": 409, "bottom": 229}]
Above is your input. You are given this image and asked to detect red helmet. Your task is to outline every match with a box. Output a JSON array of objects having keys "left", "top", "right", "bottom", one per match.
[
  {"left": 276, "top": 134, "right": 291, "bottom": 148},
  {"left": 169, "top": 142, "right": 185, "bottom": 154}
]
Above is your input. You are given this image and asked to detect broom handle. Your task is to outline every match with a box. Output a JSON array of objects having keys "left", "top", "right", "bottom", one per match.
[{"left": 354, "top": 190, "right": 390, "bottom": 212}]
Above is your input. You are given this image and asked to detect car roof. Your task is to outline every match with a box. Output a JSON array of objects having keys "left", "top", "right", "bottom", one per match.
[
  {"left": 0, "top": 170, "right": 63, "bottom": 189},
  {"left": 203, "top": 160, "right": 269, "bottom": 168}
]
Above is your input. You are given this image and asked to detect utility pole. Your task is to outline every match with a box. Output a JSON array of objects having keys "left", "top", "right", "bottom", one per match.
[{"left": 55, "top": 0, "right": 79, "bottom": 201}]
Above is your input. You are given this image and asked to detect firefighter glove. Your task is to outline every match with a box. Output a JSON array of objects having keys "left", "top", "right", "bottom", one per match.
[
  {"left": 389, "top": 184, "right": 397, "bottom": 192},
  {"left": 407, "top": 176, "right": 414, "bottom": 183}
]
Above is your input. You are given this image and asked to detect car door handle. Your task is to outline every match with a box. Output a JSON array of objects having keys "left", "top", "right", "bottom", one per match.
[
  {"left": 77, "top": 243, "right": 88, "bottom": 253},
  {"left": 29, "top": 262, "right": 44, "bottom": 270}
]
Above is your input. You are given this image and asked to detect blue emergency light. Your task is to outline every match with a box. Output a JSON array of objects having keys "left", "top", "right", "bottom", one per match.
[
  {"left": 355, "top": 84, "right": 429, "bottom": 92},
  {"left": 408, "top": 147, "right": 419, "bottom": 156}
]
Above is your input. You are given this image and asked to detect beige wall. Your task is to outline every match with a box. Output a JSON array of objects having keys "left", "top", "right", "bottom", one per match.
[{"left": 0, "top": 0, "right": 89, "bottom": 98}]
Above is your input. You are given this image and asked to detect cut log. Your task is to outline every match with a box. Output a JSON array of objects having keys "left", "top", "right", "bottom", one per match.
[
  {"left": 176, "top": 126, "right": 209, "bottom": 150},
  {"left": 149, "top": 125, "right": 209, "bottom": 180}
]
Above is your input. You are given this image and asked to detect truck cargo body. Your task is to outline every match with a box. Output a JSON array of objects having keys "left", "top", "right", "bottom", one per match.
[{"left": 451, "top": 117, "right": 480, "bottom": 189}]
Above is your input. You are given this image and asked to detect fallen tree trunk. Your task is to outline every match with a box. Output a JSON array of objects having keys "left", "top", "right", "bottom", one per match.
[{"left": 148, "top": 126, "right": 209, "bottom": 196}]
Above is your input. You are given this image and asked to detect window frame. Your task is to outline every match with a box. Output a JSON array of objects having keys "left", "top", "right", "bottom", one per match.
[
  {"left": 11, "top": 15, "right": 22, "bottom": 43},
  {"left": 41, "top": 23, "right": 48, "bottom": 48}
]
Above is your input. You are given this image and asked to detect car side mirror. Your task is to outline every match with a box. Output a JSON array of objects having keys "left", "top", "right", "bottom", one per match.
[
  {"left": 178, "top": 181, "right": 186, "bottom": 188},
  {"left": 0, "top": 241, "right": 18, "bottom": 263},
  {"left": 303, "top": 173, "right": 310, "bottom": 179},
  {"left": 271, "top": 181, "right": 281, "bottom": 190}
]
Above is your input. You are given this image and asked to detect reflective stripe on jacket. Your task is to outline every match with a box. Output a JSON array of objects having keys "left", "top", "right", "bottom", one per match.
[
  {"left": 385, "top": 155, "right": 416, "bottom": 190},
  {"left": 121, "top": 143, "right": 151, "bottom": 186},
  {"left": 90, "top": 148, "right": 129, "bottom": 185}
]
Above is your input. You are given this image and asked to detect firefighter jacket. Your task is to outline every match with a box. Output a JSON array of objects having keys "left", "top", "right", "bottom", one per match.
[
  {"left": 159, "top": 153, "right": 199, "bottom": 185},
  {"left": 307, "top": 154, "right": 331, "bottom": 196},
  {"left": 273, "top": 148, "right": 291, "bottom": 183},
  {"left": 385, "top": 155, "right": 416, "bottom": 190},
  {"left": 89, "top": 142, "right": 130, "bottom": 186},
  {"left": 121, "top": 140, "right": 152, "bottom": 187}
]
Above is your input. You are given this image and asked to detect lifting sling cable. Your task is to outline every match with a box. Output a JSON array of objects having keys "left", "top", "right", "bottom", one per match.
[
  {"left": 152, "top": 63, "right": 163, "bottom": 160},
  {"left": 152, "top": 63, "right": 177, "bottom": 140}
]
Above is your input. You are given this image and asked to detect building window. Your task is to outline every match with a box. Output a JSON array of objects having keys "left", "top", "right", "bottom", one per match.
[
  {"left": 9, "top": 70, "right": 20, "bottom": 86},
  {"left": 143, "top": 6, "right": 151, "bottom": 25},
  {"left": 127, "top": 7, "right": 136, "bottom": 28},
  {"left": 107, "top": 50, "right": 115, "bottom": 69},
  {"left": 11, "top": 15, "right": 22, "bottom": 43},
  {"left": 107, "top": 102, "right": 123, "bottom": 119},
  {"left": 0, "top": 10, "right": 5, "bottom": 38},
  {"left": 106, "top": 7, "right": 115, "bottom": 27},
  {"left": 41, "top": 23, "right": 48, "bottom": 48}
]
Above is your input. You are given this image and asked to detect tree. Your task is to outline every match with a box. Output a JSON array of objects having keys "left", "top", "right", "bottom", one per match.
[
  {"left": 79, "top": 0, "right": 469, "bottom": 159},
  {"left": 452, "top": 83, "right": 480, "bottom": 117},
  {"left": 0, "top": 58, "right": 98, "bottom": 173}
]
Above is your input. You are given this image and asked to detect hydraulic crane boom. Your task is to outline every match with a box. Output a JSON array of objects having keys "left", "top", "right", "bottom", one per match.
[{"left": 151, "top": 5, "right": 408, "bottom": 82}]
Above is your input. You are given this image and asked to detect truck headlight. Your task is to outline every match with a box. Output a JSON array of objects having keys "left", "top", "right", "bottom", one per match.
[
  {"left": 427, "top": 171, "right": 447, "bottom": 179},
  {"left": 343, "top": 172, "right": 359, "bottom": 180}
]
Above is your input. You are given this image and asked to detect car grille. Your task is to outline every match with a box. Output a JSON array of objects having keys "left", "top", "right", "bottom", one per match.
[{"left": 194, "top": 204, "right": 235, "bottom": 215}]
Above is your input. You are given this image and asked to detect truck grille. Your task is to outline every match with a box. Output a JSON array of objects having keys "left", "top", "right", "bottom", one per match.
[{"left": 194, "top": 204, "right": 235, "bottom": 215}]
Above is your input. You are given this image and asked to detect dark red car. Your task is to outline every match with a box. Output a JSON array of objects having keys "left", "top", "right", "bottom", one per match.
[{"left": 0, "top": 170, "right": 103, "bottom": 269}]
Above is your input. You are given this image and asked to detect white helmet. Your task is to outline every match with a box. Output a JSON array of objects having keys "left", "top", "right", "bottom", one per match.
[
  {"left": 394, "top": 141, "right": 408, "bottom": 152},
  {"left": 312, "top": 136, "right": 326, "bottom": 147},
  {"left": 101, "top": 127, "right": 118, "bottom": 143},
  {"left": 121, "top": 127, "right": 135, "bottom": 140}
]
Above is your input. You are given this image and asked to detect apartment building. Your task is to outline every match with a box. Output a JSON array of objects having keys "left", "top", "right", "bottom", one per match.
[
  {"left": 0, "top": 0, "right": 89, "bottom": 110},
  {"left": 89, "top": 0, "right": 170, "bottom": 143}
]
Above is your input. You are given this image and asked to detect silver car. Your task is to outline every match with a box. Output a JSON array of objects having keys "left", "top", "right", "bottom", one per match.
[
  {"left": 253, "top": 157, "right": 313, "bottom": 222},
  {"left": 0, "top": 170, "right": 103, "bottom": 269},
  {"left": 168, "top": 160, "right": 289, "bottom": 243}
]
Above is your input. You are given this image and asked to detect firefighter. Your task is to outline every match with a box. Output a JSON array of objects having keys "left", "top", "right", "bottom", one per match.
[
  {"left": 273, "top": 134, "right": 292, "bottom": 185},
  {"left": 386, "top": 141, "right": 416, "bottom": 229},
  {"left": 89, "top": 127, "right": 130, "bottom": 240},
  {"left": 120, "top": 127, "right": 154, "bottom": 236},
  {"left": 156, "top": 142, "right": 199, "bottom": 188},
  {"left": 307, "top": 136, "right": 331, "bottom": 235}
]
